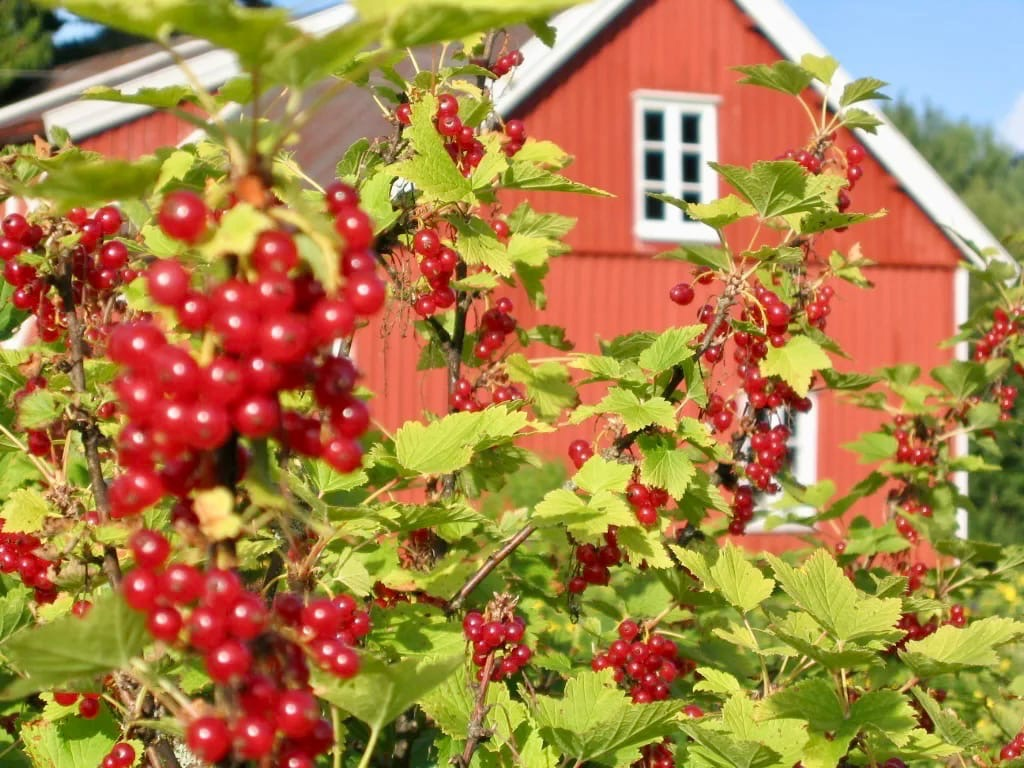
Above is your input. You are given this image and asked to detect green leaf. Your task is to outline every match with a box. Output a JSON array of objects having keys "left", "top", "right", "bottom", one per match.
[
  {"left": 197, "top": 202, "right": 273, "bottom": 262},
  {"left": 2, "top": 591, "right": 148, "bottom": 698},
  {"left": 503, "top": 161, "right": 611, "bottom": 196},
  {"left": 840, "top": 77, "right": 890, "bottom": 106},
  {"left": 850, "top": 690, "right": 918, "bottom": 746},
  {"left": 450, "top": 216, "right": 513, "bottom": 276},
  {"left": 760, "top": 335, "right": 832, "bottom": 397},
  {"left": 899, "top": 616, "right": 1024, "bottom": 677},
  {"left": 391, "top": 94, "right": 473, "bottom": 204},
  {"left": 81, "top": 84, "right": 199, "bottom": 108},
  {"left": 33, "top": 0, "right": 298, "bottom": 70},
  {"left": 532, "top": 488, "right": 635, "bottom": 540},
  {"left": 573, "top": 455, "right": 633, "bottom": 495},
  {"left": 655, "top": 243, "right": 733, "bottom": 271},
  {"left": 671, "top": 542, "right": 774, "bottom": 613},
  {"left": 315, "top": 654, "right": 462, "bottom": 731},
  {"left": 840, "top": 108, "right": 884, "bottom": 133},
  {"left": 616, "top": 526, "right": 674, "bottom": 569},
  {"left": 262, "top": 20, "right": 380, "bottom": 89},
  {"left": 763, "top": 679, "right": 845, "bottom": 732},
  {"left": 692, "top": 667, "right": 742, "bottom": 696},
  {"left": 819, "top": 369, "right": 880, "bottom": 391},
  {"left": 17, "top": 389, "right": 62, "bottom": 429},
  {"left": 355, "top": 0, "right": 585, "bottom": 47},
  {"left": 393, "top": 406, "right": 534, "bottom": 475},
  {"left": 0, "top": 587, "right": 31, "bottom": 644},
  {"left": 675, "top": 194, "right": 755, "bottom": 229},
  {"left": 504, "top": 354, "right": 578, "bottom": 421},
  {"left": 799, "top": 54, "right": 839, "bottom": 85},
  {"left": 766, "top": 549, "right": 902, "bottom": 643},
  {"left": 595, "top": 388, "right": 676, "bottom": 432},
  {"left": 21, "top": 708, "right": 121, "bottom": 768},
  {"left": 532, "top": 670, "right": 677, "bottom": 765},
  {"left": 909, "top": 687, "right": 985, "bottom": 749},
  {"left": 931, "top": 360, "right": 989, "bottom": 400},
  {"left": 734, "top": 61, "right": 814, "bottom": 95},
  {"left": 843, "top": 432, "right": 897, "bottom": 463},
  {"left": 638, "top": 326, "right": 702, "bottom": 373},
  {"left": 1, "top": 489, "right": 50, "bottom": 534},
  {"left": 771, "top": 611, "right": 885, "bottom": 669},
  {"left": 799, "top": 208, "right": 885, "bottom": 235},
  {"left": 18, "top": 156, "right": 160, "bottom": 210},
  {"left": 639, "top": 443, "right": 696, "bottom": 499},
  {"left": 711, "top": 161, "right": 843, "bottom": 219}
]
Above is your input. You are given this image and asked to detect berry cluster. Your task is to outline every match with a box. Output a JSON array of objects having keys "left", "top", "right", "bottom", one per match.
[
  {"left": 727, "top": 484, "right": 755, "bottom": 535},
  {"left": 488, "top": 49, "right": 524, "bottom": 78},
  {"left": 777, "top": 142, "right": 867, "bottom": 215},
  {"left": 973, "top": 306, "right": 1022, "bottom": 363},
  {"left": 631, "top": 739, "right": 676, "bottom": 768},
  {"left": 744, "top": 421, "right": 792, "bottom": 493},
  {"left": 567, "top": 439, "right": 593, "bottom": 469},
  {"left": 397, "top": 94, "right": 492, "bottom": 177},
  {"left": 567, "top": 528, "right": 622, "bottom": 595},
  {"left": 473, "top": 298, "right": 517, "bottom": 360},
  {"left": 99, "top": 741, "right": 136, "bottom": 768},
  {"left": 590, "top": 620, "right": 693, "bottom": 703},
  {"left": 105, "top": 183, "right": 382, "bottom": 519},
  {"left": 625, "top": 481, "right": 670, "bottom": 528},
  {"left": 999, "top": 727, "right": 1024, "bottom": 761},
  {"left": 995, "top": 383, "right": 1018, "bottom": 420},
  {"left": 121, "top": 528, "right": 367, "bottom": 765},
  {"left": 892, "top": 417, "right": 937, "bottom": 467},
  {"left": 1, "top": 206, "right": 130, "bottom": 344},
  {"left": 0, "top": 526, "right": 55, "bottom": 603},
  {"left": 409, "top": 226, "right": 458, "bottom": 317},
  {"left": 890, "top": 612, "right": 938, "bottom": 653},
  {"left": 462, "top": 603, "right": 532, "bottom": 682},
  {"left": 53, "top": 690, "right": 102, "bottom": 719},
  {"left": 450, "top": 375, "right": 523, "bottom": 412}
]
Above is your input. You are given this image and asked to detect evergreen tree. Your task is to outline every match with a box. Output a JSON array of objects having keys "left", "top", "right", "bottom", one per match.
[
  {"left": 888, "top": 101, "right": 1024, "bottom": 542},
  {"left": 0, "top": 0, "right": 58, "bottom": 100}
]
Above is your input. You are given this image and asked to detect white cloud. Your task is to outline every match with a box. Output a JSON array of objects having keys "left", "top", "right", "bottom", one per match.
[{"left": 998, "top": 93, "right": 1024, "bottom": 153}]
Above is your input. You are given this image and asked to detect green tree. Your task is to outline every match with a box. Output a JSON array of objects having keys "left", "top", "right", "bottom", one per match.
[
  {"left": 0, "top": 0, "right": 58, "bottom": 99},
  {"left": 888, "top": 100, "right": 1024, "bottom": 543}
]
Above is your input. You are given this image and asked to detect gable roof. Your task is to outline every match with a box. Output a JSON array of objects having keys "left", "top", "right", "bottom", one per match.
[
  {"left": 492, "top": 0, "right": 1009, "bottom": 267},
  {"left": 0, "top": 0, "right": 1007, "bottom": 266}
]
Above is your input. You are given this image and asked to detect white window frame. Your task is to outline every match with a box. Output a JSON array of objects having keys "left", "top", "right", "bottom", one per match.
[
  {"left": 632, "top": 90, "right": 720, "bottom": 244},
  {"left": 745, "top": 393, "right": 819, "bottom": 533}
]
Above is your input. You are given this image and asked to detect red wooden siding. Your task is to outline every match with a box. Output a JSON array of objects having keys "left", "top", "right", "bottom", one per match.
[{"left": 79, "top": 110, "right": 199, "bottom": 159}]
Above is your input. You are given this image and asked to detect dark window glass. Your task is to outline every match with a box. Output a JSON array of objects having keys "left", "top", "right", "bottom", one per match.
[
  {"left": 681, "top": 113, "right": 700, "bottom": 144},
  {"left": 682, "top": 152, "right": 701, "bottom": 183},
  {"left": 645, "top": 195, "right": 665, "bottom": 221},
  {"left": 643, "top": 110, "right": 664, "bottom": 141},
  {"left": 682, "top": 190, "right": 700, "bottom": 220},
  {"left": 644, "top": 151, "right": 664, "bottom": 181}
]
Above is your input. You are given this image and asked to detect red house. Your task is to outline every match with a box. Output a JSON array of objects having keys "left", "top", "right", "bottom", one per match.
[{"left": 0, "top": 0, "right": 1008, "bottom": 541}]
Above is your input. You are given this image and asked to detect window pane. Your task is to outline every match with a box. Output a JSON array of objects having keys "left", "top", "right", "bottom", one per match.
[
  {"left": 643, "top": 110, "right": 664, "bottom": 141},
  {"left": 645, "top": 195, "right": 665, "bottom": 221},
  {"left": 682, "top": 190, "right": 700, "bottom": 220},
  {"left": 644, "top": 151, "right": 664, "bottom": 181},
  {"left": 681, "top": 113, "right": 700, "bottom": 144},
  {"left": 682, "top": 152, "right": 701, "bottom": 183}
]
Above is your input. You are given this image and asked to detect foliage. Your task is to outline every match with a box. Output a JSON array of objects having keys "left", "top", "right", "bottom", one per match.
[
  {"left": 0, "top": 0, "right": 58, "bottom": 99},
  {"left": 0, "top": 4, "right": 1022, "bottom": 768}
]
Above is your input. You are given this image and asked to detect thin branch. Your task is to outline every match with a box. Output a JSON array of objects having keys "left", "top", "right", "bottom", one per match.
[
  {"left": 446, "top": 524, "right": 537, "bottom": 614},
  {"left": 453, "top": 654, "right": 497, "bottom": 768}
]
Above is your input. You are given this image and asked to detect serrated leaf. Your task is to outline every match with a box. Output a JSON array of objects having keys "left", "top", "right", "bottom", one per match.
[
  {"left": 678, "top": 195, "right": 755, "bottom": 229},
  {"left": 909, "top": 687, "right": 984, "bottom": 749},
  {"left": 799, "top": 54, "right": 839, "bottom": 85},
  {"left": 840, "top": 108, "right": 884, "bottom": 133},
  {"left": 638, "top": 326, "right": 702, "bottom": 373},
  {"left": 616, "top": 526, "right": 673, "bottom": 569},
  {"left": 840, "top": 77, "right": 890, "bottom": 107},
  {"left": 931, "top": 360, "right": 989, "bottom": 400},
  {"left": 391, "top": 94, "right": 473, "bottom": 204},
  {"left": 19, "top": 155, "right": 161, "bottom": 209},
  {"left": 734, "top": 61, "right": 814, "bottom": 95},
  {"left": 760, "top": 334, "right": 832, "bottom": 397},
  {"left": 532, "top": 488, "right": 635, "bottom": 539},
  {"left": 315, "top": 654, "right": 462, "bottom": 732},
  {"left": 596, "top": 388, "right": 676, "bottom": 432},
  {"left": 573, "top": 455, "right": 633, "bottom": 495},
  {"left": 1, "top": 489, "right": 50, "bottom": 533},
  {"left": 17, "top": 389, "right": 62, "bottom": 430},
  {"left": 2, "top": 591, "right": 148, "bottom": 698},
  {"left": 819, "top": 369, "right": 880, "bottom": 391},
  {"left": 21, "top": 708, "right": 122, "bottom": 768},
  {"left": 763, "top": 679, "right": 845, "bottom": 732},
  {"left": 262, "top": 19, "right": 379, "bottom": 89},
  {"left": 766, "top": 550, "right": 902, "bottom": 643},
  {"left": 672, "top": 542, "right": 774, "bottom": 613},
  {"left": 692, "top": 667, "right": 742, "bottom": 696},
  {"left": 850, "top": 690, "right": 917, "bottom": 746},
  {"left": 532, "top": 670, "right": 677, "bottom": 765},
  {"left": 503, "top": 161, "right": 610, "bottom": 196},
  {"left": 843, "top": 432, "right": 897, "bottom": 463},
  {"left": 198, "top": 202, "right": 273, "bottom": 262},
  {"left": 81, "top": 84, "right": 198, "bottom": 108},
  {"left": 450, "top": 215, "right": 513, "bottom": 276},
  {"left": 772, "top": 611, "right": 884, "bottom": 669},
  {"left": 504, "top": 353, "right": 578, "bottom": 421},
  {"left": 394, "top": 406, "right": 531, "bottom": 475},
  {"left": 712, "top": 161, "right": 843, "bottom": 220},
  {"left": 639, "top": 445, "right": 696, "bottom": 499},
  {"left": 899, "top": 616, "right": 1024, "bottom": 677}
]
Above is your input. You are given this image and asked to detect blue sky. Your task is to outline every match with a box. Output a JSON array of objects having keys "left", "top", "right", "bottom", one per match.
[{"left": 786, "top": 0, "right": 1024, "bottom": 149}]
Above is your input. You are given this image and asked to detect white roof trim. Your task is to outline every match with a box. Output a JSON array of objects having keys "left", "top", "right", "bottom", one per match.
[
  {"left": 13, "top": 4, "right": 356, "bottom": 143},
  {"left": 494, "top": 0, "right": 1008, "bottom": 267}
]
